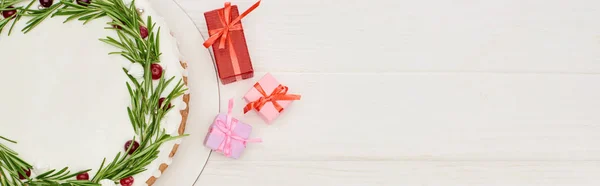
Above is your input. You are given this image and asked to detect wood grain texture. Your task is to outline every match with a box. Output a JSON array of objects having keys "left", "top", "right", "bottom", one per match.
[
  {"left": 170, "top": 0, "right": 600, "bottom": 185},
  {"left": 196, "top": 161, "right": 600, "bottom": 186},
  {"left": 177, "top": 0, "right": 600, "bottom": 73},
  {"left": 207, "top": 73, "right": 600, "bottom": 160}
]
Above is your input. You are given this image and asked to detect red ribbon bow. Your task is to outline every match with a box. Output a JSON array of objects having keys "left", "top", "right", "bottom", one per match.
[
  {"left": 203, "top": 0, "right": 261, "bottom": 49},
  {"left": 243, "top": 83, "right": 301, "bottom": 113}
]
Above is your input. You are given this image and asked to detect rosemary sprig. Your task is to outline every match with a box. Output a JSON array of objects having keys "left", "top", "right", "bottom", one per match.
[
  {"left": 21, "top": 0, "right": 64, "bottom": 33},
  {"left": 0, "top": 136, "right": 29, "bottom": 186},
  {"left": 0, "top": 0, "right": 28, "bottom": 34},
  {"left": 0, "top": 136, "right": 97, "bottom": 186}
]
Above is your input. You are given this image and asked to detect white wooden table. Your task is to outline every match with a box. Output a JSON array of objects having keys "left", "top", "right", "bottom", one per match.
[{"left": 175, "top": 0, "right": 600, "bottom": 185}]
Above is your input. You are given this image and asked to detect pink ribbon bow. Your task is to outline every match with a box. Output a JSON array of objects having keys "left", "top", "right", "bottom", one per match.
[{"left": 211, "top": 99, "right": 262, "bottom": 157}]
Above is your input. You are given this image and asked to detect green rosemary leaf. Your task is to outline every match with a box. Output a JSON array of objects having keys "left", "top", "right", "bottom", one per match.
[
  {"left": 48, "top": 167, "right": 68, "bottom": 178},
  {"left": 115, "top": 31, "right": 136, "bottom": 54},
  {"left": 108, "top": 51, "right": 126, "bottom": 56},
  {"left": 154, "top": 28, "right": 161, "bottom": 57},
  {"left": 0, "top": 165, "right": 16, "bottom": 186},
  {"left": 120, "top": 54, "right": 135, "bottom": 63},
  {"left": 4, "top": 157, "right": 27, "bottom": 180},
  {"left": 7, "top": 16, "right": 19, "bottom": 35},
  {"left": 90, "top": 158, "right": 106, "bottom": 182},
  {"left": 0, "top": 17, "right": 12, "bottom": 33},
  {"left": 99, "top": 37, "right": 125, "bottom": 50},
  {"left": 0, "top": 0, "right": 25, "bottom": 7},
  {"left": 0, "top": 136, "right": 16, "bottom": 144},
  {"left": 125, "top": 81, "right": 134, "bottom": 96},
  {"left": 108, "top": 151, "right": 122, "bottom": 166},
  {"left": 0, "top": 144, "right": 18, "bottom": 155},
  {"left": 4, "top": 152, "right": 30, "bottom": 168},
  {"left": 34, "top": 169, "right": 55, "bottom": 179},
  {"left": 0, "top": 171, "right": 8, "bottom": 186},
  {"left": 77, "top": 11, "right": 99, "bottom": 21},
  {"left": 62, "top": 11, "right": 94, "bottom": 23},
  {"left": 127, "top": 107, "right": 138, "bottom": 133},
  {"left": 53, "top": 7, "right": 86, "bottom": 15},
  {"left": 82, "top": 11, "right": 105, "bottom": 24}
]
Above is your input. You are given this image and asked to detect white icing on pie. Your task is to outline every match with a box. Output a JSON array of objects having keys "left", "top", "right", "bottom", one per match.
[
  {"left": 152, "top": 170, "right": 162, "bottom": 178},
  {"left": 178, "top": 99, "right": 187, "bottom": 110},
  {"left": 100, "top": 179, "right": 117, "bottom": 186},
  {"left": 32, "top": 162, "right": 49, "bottom": 177},
  {"left": 127, "top": 63, "right": 145, "bottom": 83},
  {"left": 0, "top": 0, "right": 186, "bottom": 185}
]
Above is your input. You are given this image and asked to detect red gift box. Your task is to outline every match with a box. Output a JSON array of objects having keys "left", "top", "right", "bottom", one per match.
[{"left": 204, "top": 1, "right": 260, "bottom": 84}]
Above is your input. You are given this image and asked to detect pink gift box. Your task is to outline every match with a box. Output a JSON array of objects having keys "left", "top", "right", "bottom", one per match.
[
  {"left": 243, "top": 73, "right": 301, "bottom": 123},
  {"left": 204, "top": 113, "right": 253, "bottom": 159}
]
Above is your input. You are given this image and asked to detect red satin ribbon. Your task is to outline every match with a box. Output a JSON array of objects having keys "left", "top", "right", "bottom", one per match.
[
  {"left": 243, "top": 83, "right": 301, "bottom": 113},
  {"left": 203, "top": 0, "right": 261, "bottom": 49}
]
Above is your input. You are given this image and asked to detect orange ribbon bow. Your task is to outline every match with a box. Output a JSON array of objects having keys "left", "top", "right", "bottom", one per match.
[
  {"left": 203, "top": 0, "right": 261, "bottom": 49},
  {"left": 243, "top": 83, "right": 301, "bottom": 114}
]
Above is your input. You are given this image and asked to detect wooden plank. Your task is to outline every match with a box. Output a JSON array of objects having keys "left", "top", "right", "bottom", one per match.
[
  {"left": 212, "top": 72, "right": 600, "bottom": 161},
  {"left": 196, "top": 161, "right": 600, "bottom": 186},
  {"left": 175, "top": 0, "right": 600, "bottom": 185},
  {"left": 178, "top": 0, "right": 600, "bottom": 73}
]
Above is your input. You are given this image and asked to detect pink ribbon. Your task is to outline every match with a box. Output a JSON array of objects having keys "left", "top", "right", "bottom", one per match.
[{"left": 211, "top": 99, "right": 262, "bottom": 157}]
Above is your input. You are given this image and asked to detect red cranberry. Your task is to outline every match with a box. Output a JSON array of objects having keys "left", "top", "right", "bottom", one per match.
[
  {"left": 18, "top": 169, "right": 30, "bottom": 180},
  {"left": 39, "top": 0, "right": 53, "bottom": 7},
  {"left": 120, "top": 176, "right": 134, "bottom": 186},
  {"left": 76, "top": 0, "right": 90, "bottom": 6},
  {"left": 158, "top": 97, "right": 172, "bottom": 110},
  {"left": 150, "top": 63, "right": 162, "bottom": 80},
  {"left": 124, "top": 140, "right": 140, "bottom": 155},
  {"left": 2, "top": 6, "right": 16, "bottom": 19},
  {"left": 76, "top": 172, "right": 89, "bottom": 180},
  {"left": 140, "top": 26, "right": 148, "bottom": 39}
]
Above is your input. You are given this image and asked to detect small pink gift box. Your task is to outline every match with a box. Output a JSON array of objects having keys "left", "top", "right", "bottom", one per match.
[
  {"left": 204, "top": 99, "right": 261, "bottom": 159},
  {"left": 243, "top": 73, "right": 301, "bottom": 123}
]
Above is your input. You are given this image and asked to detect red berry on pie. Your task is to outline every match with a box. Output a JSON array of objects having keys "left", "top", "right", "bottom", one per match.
[
  {"left": 151, "top": 63, "right": 162, "bottom": 80},
  {"left": 140, "top": 26, "right": 148, "bottom": 39},
  {"left": 76, "top": 172, "right": 89, "bottom": 180},
  {"left": 2, "top": 6, "right": 16, "bottom": 19},
  {"left": 18, "top": 169, "right": 31, "bottom": 180},
  {"left": 158, "top": 97, "right": 172, "bottom": 110},
  {"left": 124, "top": 140, "right": 140, "bottom": 155},
  {"left": 120, "top": 176, "right": 134, "bottom": 186},
  {"left": 39, "top": 0, "right": 53, "bottom": 7}
]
